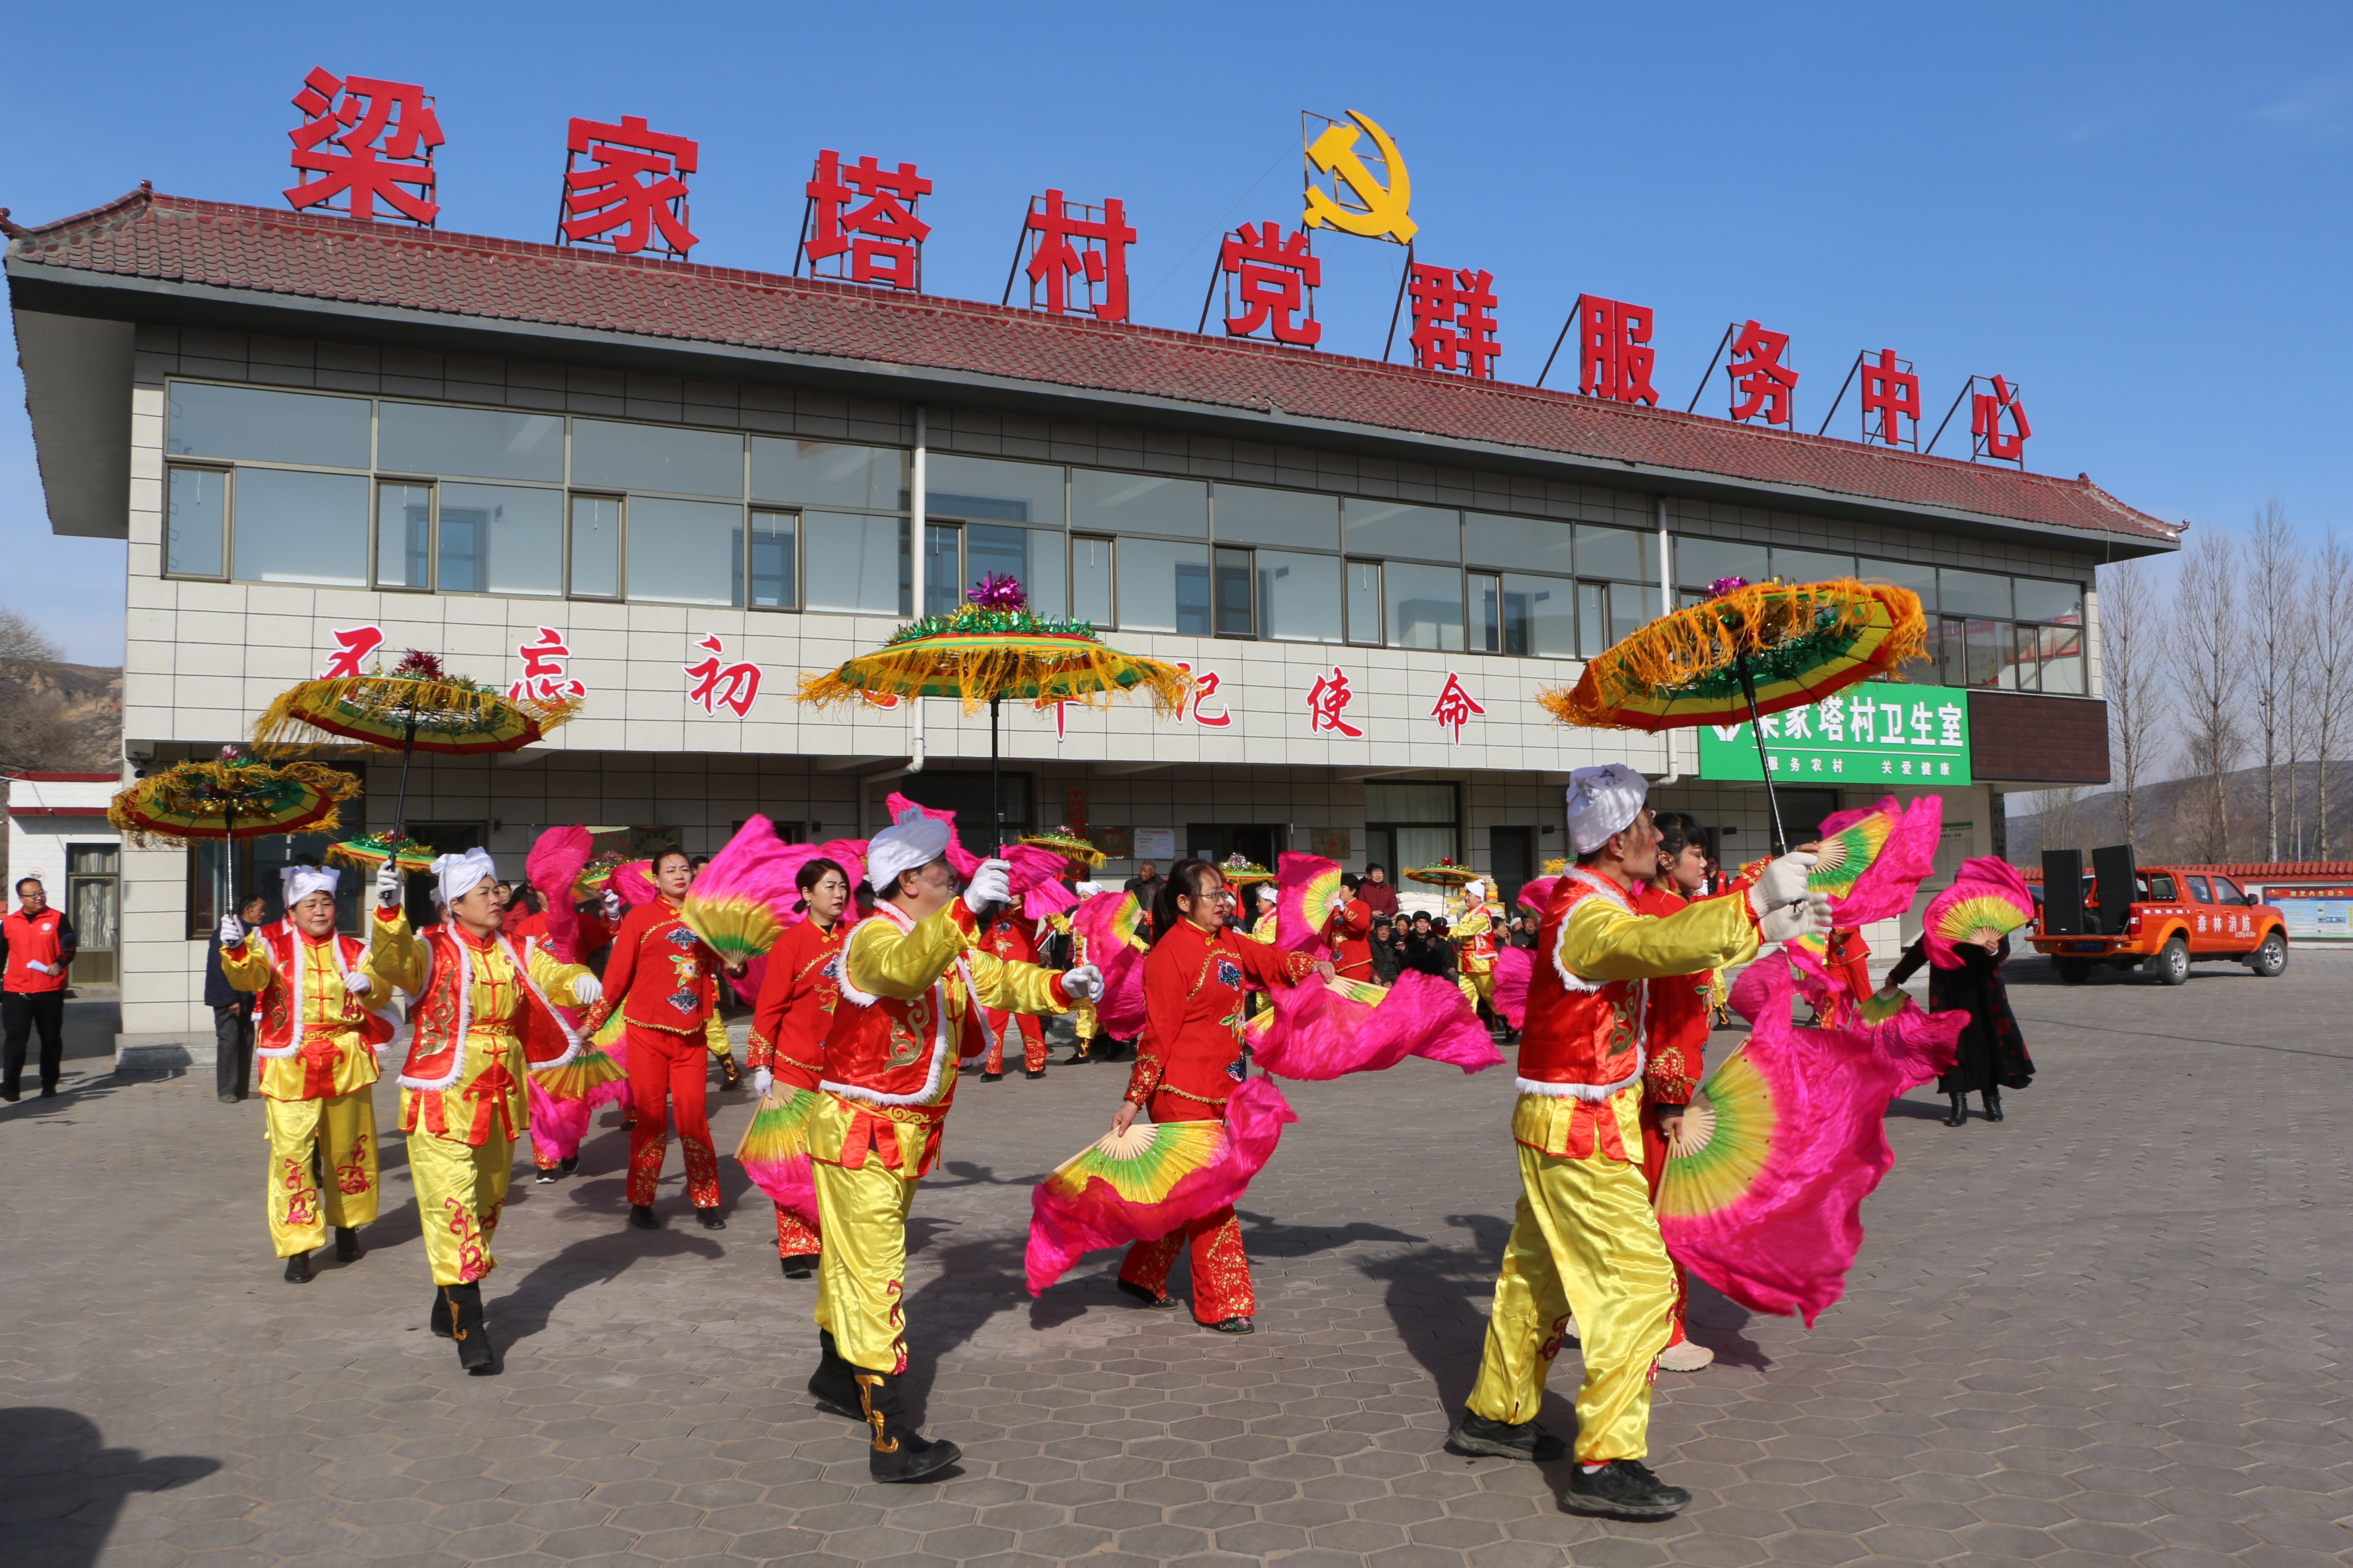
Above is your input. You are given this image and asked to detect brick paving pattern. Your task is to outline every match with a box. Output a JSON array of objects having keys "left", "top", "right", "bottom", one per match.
[{"left": 1, "top": 954, "right": 2347, "bottom": 1567}]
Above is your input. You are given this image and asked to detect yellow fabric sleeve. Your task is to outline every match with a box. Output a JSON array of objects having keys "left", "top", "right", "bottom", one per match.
[
  {"left": 704, "top": 1014, "right": 731, "bottom": 1055},
  {"left": 967, "top": 949, "right": 1071, "bottom": 1016},
  {"left": 521, "top": 941, "right": 597, "bottom": 1011},
  {"left": 367, "top": 913, "right": 426, "bottom": 995},
  {"left": 1555, "top": 885, "right": 1758, "bottom": 983},
  {"left": 219, "top": 934, "right": 275, "bottom": 993},
  {"left": 841, "top": 904, "right": 973, "bottom": 1002}
]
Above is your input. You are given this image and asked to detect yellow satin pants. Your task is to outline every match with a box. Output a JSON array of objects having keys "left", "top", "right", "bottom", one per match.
[
  {"left": 408, "top": 1127, "right": 513, "bottom": 1286},
  {"left": 1467, "top": 1141, "right": 1676, "bottom": 1461},
  {"left": 811, "top": 1159, "right": 919, "bottom": 1374},
  {"left": 263, "top": 1090, "right": 379, "bottom": 1257}
]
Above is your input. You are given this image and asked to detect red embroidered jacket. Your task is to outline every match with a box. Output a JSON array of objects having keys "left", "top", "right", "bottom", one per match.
[
  {"left": 1324, "top": 897, "right": 1373, "bottom": 981},
  {"left": 748, "top": 916, "right": 847, "bottom": 1089},
  {"left": 587, "top": 898, "right": 720, "bottom": 1035},
  {"left": 979, "top": 909, "right": 1040, "bottom": 968},
  {"left": 1635, "top": 884, "right": 1712, "bottom": 1107},
  {"left": 1124, "top": 919, "right": 1316, "bottom": 1116}
]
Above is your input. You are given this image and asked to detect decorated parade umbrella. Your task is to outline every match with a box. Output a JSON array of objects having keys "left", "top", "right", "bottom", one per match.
[
  {"left": 1403, "top": 857, "right": 1478, "bottom": 888},
  {"left": 1022, "top": 827, "right": 1107, "bottom": 869},
  {"left": 798, "top": 575, "right": 1191, "bottom": 852},
  {"left": 1539, "top": 577, "right": 1926, "bottom": 854},
  {"left": 1213, "top": 852, "right": 1274, "bottom": 886},
  {"left": 323, "top": 831, "right": 436, "bottom": 874},
  {"left": 108, "top": 746, "right": 363, "bottom": 912}
]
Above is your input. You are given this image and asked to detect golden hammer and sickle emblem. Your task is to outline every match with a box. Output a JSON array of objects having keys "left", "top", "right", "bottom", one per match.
[{"left": 1303, "top": 110, "right": 1415, "bottom": 243}]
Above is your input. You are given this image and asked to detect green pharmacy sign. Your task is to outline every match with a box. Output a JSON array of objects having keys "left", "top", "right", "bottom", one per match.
[{"left": 1697, "top": 683, "right": 1972, "bottom": 785}]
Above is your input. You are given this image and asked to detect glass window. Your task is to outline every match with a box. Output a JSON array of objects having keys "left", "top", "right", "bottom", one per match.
[
  {"left": 1214, "top": 547, "right": 1254, "bottom": 636},
  {"left": 570, "top": 496, "right": 621, "bottom": 598},
  {"left": 1502, "top": 573, "right": 1575, "bottom": 657},
  {"left": 1072, "top": 536, "right": 1114, "bottom": 624},
  {"left": 2014, "top": 578, "right": 2083, "bottom": 624},
  {"left": 1118, "top": 538, "right": 1211, "bottom": 634},
  {"left": 1346, "top": 559, "right": 1381, "bottom": 644},
  {"left": 1675, "top": 535, "right": 1767, "bottom": 589},
  {"left": 1473, "top": 573, "right": 1501, "bottom": 652},
  {"left": 1385, "top": 562, "right": 1464, "bottom": 651},
  {"left": 1930, "top": 617, "right": 1965, "bottom": 688},
  {"left": 165, "top": 467, "right": 227, "bottom": 578},
  {"left": 1215, "top": 484, "right": 1340, "bottom": 549},
  {"left": 751, "top": 438, "right": 904, "bottom": 510},
  {"left": 1963, "top": 618, "right": 2005, "bottom": 687},
  {"left": 166, "top": 382, "right": 370, "bottom": 469},
  {"left": 1610, "top": 581, "right": 1651, "bottom": 645},
  {"left": 1576, "top": 581, "right": 1608, "bottom": 658},
  {"left": 2004, "top": 624, "right": 2037, "bottom": 691},
  {"left": 1345, "top": 500, "right": 1457, "bottom": 561},
  {"left": 952, "top": 523, "right": 1067, "bottom": 616},
  {"left": 1940, "top": 568, "right": 2011, "bottom": 618},
  {"left": 1072, "top": 470, "right": 1207, "bottom": 537},
  {"left": 627, "top": 497, "right": 743, "bottom": 606},
  {"left": 805, "top": 513, "right": 907, "bottom": 615},
  {"left": 2186, "top": 876, "right": 2212, "bottom": 904},
  {"left": 1366, "top": 782, "right": 1456, "bottom": 822},
  {"left": 1465, "top": 512, "right": 1574, "bottom": 574},
  {"left": 2038, "top": 623, "right": 2085, "bottom": 694},
  {"left": 378, "top": 401, "right": 562, "bottom": 482},
  {"left": 922, "top": 524, "right": 962, "bottom": 616},
  {"left": 927, "top": 455, "right": 1063, "bottom": 526},
  {"left": 230, "top": 468, "right": 368, "bottom": 585},
  {"left": 376, "top": 482, "right": 431, "bottom": 589},
  {"left": 570, "top": 418, "right": 743, "bottom": 498},
  {"left": 2215, "top": 876, "right": 2248, "bottom": 904},
  {"left": 436, "top": 483, "right": 561, "bottom": 596},
  {"left": 1578, "top": 523, "right": 1654, "bottom": 583},
  {"left": 748, "top": 510, "right": 795, "bottom": 610},
  {"left": 1860, "top": 557, "right": 1938, "bottom": 612},
  {"left": 1773, "top": 547, "right": 1857, "bottom": 582}
]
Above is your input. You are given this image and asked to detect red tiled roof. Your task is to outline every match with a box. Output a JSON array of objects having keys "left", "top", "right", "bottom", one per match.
[{"left": 6, "top": 189, "right": 2180, "bottom": 547}]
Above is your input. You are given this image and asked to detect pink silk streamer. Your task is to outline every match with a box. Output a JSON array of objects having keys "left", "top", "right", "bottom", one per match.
[
  {"left": 1024, "top": 1075, "right": 1297, "bottom": 1296},
  {"left": 1516, "top": 876, "right": 1559, "bottom": 915},
  {"left": 526, "top": 825, "right": 594, "bottom": 965},
  {"left": 1786, "top": 793, "right": 1946, "bottom": 1007},
  {"left": 1069, "top": 891, "right": 1148, "bottom": 1037},
  {"left": 1491, "top": 946, "right": 1534, "bottom": 1030},
  {"left": 884, "top": 792, "right": 984, "bottom": 877},
  {"left": 1250, "top": 968, "right": 1502, "bottom": 1080},
  {"left": 1661, "top": 959, "right": 1964, "bottom": 1327}
]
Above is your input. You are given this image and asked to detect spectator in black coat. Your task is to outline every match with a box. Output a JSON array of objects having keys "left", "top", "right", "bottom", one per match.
[{"left": 207, "top": 892, "right": 267, "bottom": 1104}]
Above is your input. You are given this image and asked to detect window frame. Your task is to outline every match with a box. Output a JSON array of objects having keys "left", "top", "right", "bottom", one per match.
[
  {"left": 161, "top": 461, "right": 234, "bottom": 582},
  {"left": 566, "top": 491, "right": 627, "bottom": 601}
]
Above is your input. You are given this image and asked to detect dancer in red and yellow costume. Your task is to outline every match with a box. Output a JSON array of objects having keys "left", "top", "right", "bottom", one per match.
[
  {"left": 1323, "top": 878, "right": 1374, "bottom": 981},
  {"left": 369, "top": 849, "right": 603, "bottom": 1372},
  {"left": 801, "top": 815, "right": 1101, "bottom": 1481},
  {"left": 1452, "top": 879, "right": 1501, "bottom": 1018},
  {"left": 747, "top": 855, "right": 853, "bottom": 1278},
  {"left": 1449, "top": 765, "right": 1829, "bottom": 1519},
  {"left": 976, "top": 906, "right": 1050, "bottom": 1080},
  {"left": 1112, "top": 859, "right": 1329, "bottom": 1332},
  {"left": 585, "top": 847, "right": 744, "bottom": 1232},
  {"left": 219, "top": 865, "right": 397, "bottom": 1284}
]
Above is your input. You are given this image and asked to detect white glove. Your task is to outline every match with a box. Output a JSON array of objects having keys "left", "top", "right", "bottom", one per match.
[
  {"left": 342, "top": 972, "right": 372, "bottom": 997},
  {"left": 963, "top": 858, "right": 1012, "bottom": 914},
  {"left": 1059, "top": 963, "right": 1103, "bottom": 1001},
  {"left": 751, "top": 1067, "right": 774, "bottom": 1098},
  {"left": 570, "top": 974, "right": 603, "bottom": 1006},
  {"left": 374, "top": 864, "right": 404, "bottom": 908},
  {"left": 1746, "top": 851, "right": 1819, "bottom": 923},
  {"left": 217, "top": 913, "right": 245, "bottom": 946},
  {"left": 1075, "top": 881, "right": 1106, "bottom": 899},
  {"left": 25, "top": 961, "right": 51, "bottom": 975},
  {"left": 600, "top": 890, "right": 623, "bottom": 922},
  {"left": 1759, "top": 891, "right": 1834, "bottom": 946}
]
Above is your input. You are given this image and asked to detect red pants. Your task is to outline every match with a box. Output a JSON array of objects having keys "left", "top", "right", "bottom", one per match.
[
  {"left": 1638, "top": 1102, "right": 1691, "bottom": 1348},
  {"left": 1116, "top": 1090, "right": 1253, "bottom": 1323},
  {"left": 774, "top": 1206, "right": 821, "bottom": 1258},
  {"left": 626, "top": 1024, "right": 719, "bottom": 1208},
  {"left": 984, "top": 1008, "right": 1047, "bottom": 1074}
]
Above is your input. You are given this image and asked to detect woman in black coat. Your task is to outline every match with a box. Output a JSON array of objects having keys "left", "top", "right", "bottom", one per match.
[{"left": 1883, "top": 932, "right": 2036, "bottom": 1126}]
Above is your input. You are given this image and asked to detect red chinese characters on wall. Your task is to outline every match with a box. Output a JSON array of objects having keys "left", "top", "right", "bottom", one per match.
[
  {"left": 1859, "top": 349, "right": 1920, "bottom": 447},
  {"left": 1171, "top": 661, "right": 1232, "bottom": 729},
  {"left": 1725, "top": 320, "right": 1798, "bottom": 426},
  {"left": 559, "top": 115, "right": 698, "bottom": 257},
  {"left": 804, "top": 151, "right": 930, "bottom": 290},
  {"left": 508, "top": 627, "right": 587, "bottom": 705},
  {"left": 320, "top": 625, "right": 385, "bottom": 679},
  {"left": 1221, "top": 223, "right": 1321, "bottom": 347},
  {"left": 1579, "top": 297, "right": 1658, "bottom": 405},
  {"left": 1407, "top": 265, "right": 1501, "bottom": 379},
  {"left": 1304, "top": 666, "right": 1364, "bottom": 738},
  {"left": 684, "top": 634, "right": 761, "bottom": 717},
  {"left": 1972, "top": 375, "right": 2031, "bottom": 462},
  {"left": 1023, "top": 191, "right": 1136, "bottom": 322},
  {"left": 285, "top": 68, "right": 444, "bottom": 226},
  {"left": 1429, "top": 672, "right": 1487, "bottom": 744}
]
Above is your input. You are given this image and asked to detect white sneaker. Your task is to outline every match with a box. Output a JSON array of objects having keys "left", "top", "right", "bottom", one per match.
[{"left": 1659, "top": 1339, "right": 1714, "bottom": 1372}]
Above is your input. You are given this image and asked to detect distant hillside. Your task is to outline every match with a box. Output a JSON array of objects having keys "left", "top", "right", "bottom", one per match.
[
  {"left": 0, "top": 658, "right": 121, "bottom": 773},
  {"left": 2007, "top": 760, "right": 2353, "bottom": 864}
]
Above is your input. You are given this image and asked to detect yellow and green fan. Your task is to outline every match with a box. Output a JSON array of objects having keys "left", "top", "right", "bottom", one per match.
[
  {"left": 1855, "top": 987, "right": 1913, "bottom": 1025},
  {"left": 1277, "top": 852, "right": 1351, "bottom": 953},
  {"left": 678, "top": 815, "right": 801, "bottom": 964},
  {"left": 1923, "top": 856, "right": 2035, "bottom": 968},
  {"left": 1042, "top": 1119, "right": 1227, "bottom": 1205},
  {"left": 1808, "top": 811, "right": 1893, "bottom": 900},
  {"left": 734, "top": 1085, "right": 823, "bottom": 1227},
  {"left": 1654, "top": 1050, "right": 1775, "bottom": 1223},
  {"left": 531, "top": 1007, "right": 627, "bottom": 1100}
]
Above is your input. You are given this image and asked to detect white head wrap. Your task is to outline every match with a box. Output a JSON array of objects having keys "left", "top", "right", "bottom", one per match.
[
  {"left": 1566, "top": 763, "right": 1649, "bottom": 855},
  {"left": 1463, "top": 879, "right": 1486, "bottom": 903},
  {"left": 431, "top": 848, "right": 499, "bottom": 908},
  {"left": 280, "top": 864, "right": 340, "bottom": 909},
  {"left": 866, "top": 810, "right": 953, "bottom": 898}
]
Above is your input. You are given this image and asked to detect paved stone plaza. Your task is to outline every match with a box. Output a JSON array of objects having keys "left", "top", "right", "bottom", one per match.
[{"left": 2, "top": 954, "right": 2347, "bottom": 1568}]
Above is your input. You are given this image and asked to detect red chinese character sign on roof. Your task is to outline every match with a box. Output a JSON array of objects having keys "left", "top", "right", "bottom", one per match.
[
  {"left": 1857, "top": 348, "right": 1920, "bottom": 448},
  {"left": 1304, "top": 666, "right": 1363, "bottom": 738},
  {"left": 1725, "top": 320, "right": 1798, "bottom": 426},
  {"left": 1429, "top": 672, "right": 1487, "bottom": 744},
  {"left": 1578, "top": 296, "right": 1658, "bottom": 405},
  {"left": 559, "top": 115, "right": 698, "bottom": 257},
  {"left": 320, "top": 625, "right": 385, "bottom": 679},
  {"left": 1017, "top": 191, "right": 1136, "bottom": 322},
  {"left": 1971, "top": 375, "right": 2031, "bottom": 464},
  {"left": 509, "top": 627, "right": 587, "bottom": 705},
  {"left": 1217, "top": 223, "right": 1320, "bottom": 347},
  {"left": 684, "top": 633, "right": 762, "bottom": 718},
  {"left": 1407, "top": 265, "right": 1500, "bottom": 379},
  {"left": 803, "top": 151, "right": 930, "bottom": 290},
  {"left": 285, "top": 68, "right": 444, "bottom": 226}
]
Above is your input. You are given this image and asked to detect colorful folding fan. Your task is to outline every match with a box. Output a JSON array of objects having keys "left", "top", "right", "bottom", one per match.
[
  {"left": 733, "top": 1085, "right": 823, "bottom": 1232},
  {"left": 1275, "top": 852, "right": 1349, "bottom": 955},
  {"left": 1070, "top": 889, "right": 1151, "bottom": 1037},
  {"left": 1781, "top": 793, "right": 1944, "bottom": 982},
  {"left": 1924, "top": 856, "right": 2035, "bottom": 969},
  {"left": 679, "top": 815, "right": 802, "bottom": 964},
  {"left": 1244, "top": 968, "right": 1500, "bottom": 1080}
]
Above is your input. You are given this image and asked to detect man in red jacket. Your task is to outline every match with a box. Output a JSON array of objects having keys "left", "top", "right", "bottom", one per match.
[{"left": 3, "top": 877, "right": 77, "bottom": 1101}]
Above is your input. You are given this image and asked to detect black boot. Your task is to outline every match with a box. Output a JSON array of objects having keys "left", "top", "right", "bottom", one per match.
[
  {"left": 1446, "top": 1410, "right": 1565, "bottom": 1462},
  {"left": 629, "top": 1204, "right": 659, "bottom": 1230},
  {"left": 1982, "top": 1089, "right": 2004, "bottom": 1122},
  {"left": 1117, "top": 1278, "right": 1182, "bottom": 1310},
  {"left": 429, "top": 1288, "right": 454, "bottom": 1338},
  {"left": 1023, "top": 1068, "right": 1046, "bottom": 1080},
  {"left": 854, "top": 1370, "right": 960, "bottom": 1482},
  {"left": 1567, "top": 1458, "right": 1693, "bottom": 1519},
  {"left": 807, "top": 1328, "right": 862, "bottom": 1417},
  {"left": 283, "top": 1252, "right": 311, "bottom": 1285},
  {"left": 979, "top": 1070, "right": 1003, "bottom": 1082},
  {"left": 444, "top": 1283, "right": 496, "bottom": 1374},
  {"left": 334, "top": 1226, "right": 364, "bottom": 1262},
  {"left": 696, "top": 1207, "right": 727, "bottom": 1230},
  {"left": 1943, "top": 1093, "right": 1968, "bottom": 1127},
  {"left": 559, "top": 1155, "right": 579, "bottom": 1174},
  {"left": 781, "top": 1253, "right": 818, "bottom": 1280}
]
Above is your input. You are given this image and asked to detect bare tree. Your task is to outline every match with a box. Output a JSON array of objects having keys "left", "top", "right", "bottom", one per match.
[
  {"left": 2097, "top": 558, "right": 2168, "bottom": 857},
  {"left": 2173, "top": 529, "right": 2245, "bottom": 861},
  {"left": 2030, "top": 785, "right": 2087, "bottom": 863},
  {"left": 2309, "top": 529, "right": 2353, "bottom": 861},
  {"left": 2245, "top": 501, "right": 2301, "bottom": 860},
  {"left": 0, "top": 605, "right": 114, "bottom": 773}
]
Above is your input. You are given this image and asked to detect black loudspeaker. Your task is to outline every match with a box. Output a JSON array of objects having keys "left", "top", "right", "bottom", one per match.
[
  {"left": 2091, "top": 844, "right": 2137, "bottom": 938},
  {"left": 2041, "top": 850, "right": 2085, "bottom": 934}
]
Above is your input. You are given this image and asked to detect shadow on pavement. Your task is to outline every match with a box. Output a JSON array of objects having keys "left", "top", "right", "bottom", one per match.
[
  {"left": 491, "top": 1224, "right": 724, "bottom": 1350},
  {"left": 0, "top": 1407, "right": 221, "bottom": 1568}
]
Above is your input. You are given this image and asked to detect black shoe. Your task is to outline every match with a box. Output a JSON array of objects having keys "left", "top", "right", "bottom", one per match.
[
  {"left": 1943, "top": 1093, "right": 1968, "bottom": 1128},
  {"left": 430, "top": 1288, "right": 454, "bottom": 1338},
  {"left": 629, "top": 1204, "right": 659, "bottom": 1230},
  {"left": 39, "top": 1084, "right": 56, "bottom": 1099},
  {"left": 719, "top": 1054, "right": 742, "bottom": 1091},
  {"left": 560, "top": 1155, "right": 578, "bottom": 1174},
  {"left": 854, "top": 1371, "right": 961, "bottom": 1482},
  {"left": 1117, "top": 1279, "right": 1181, "bottom": 1310},
  {"left": 1445, "top": 1411, "right": 1565, "bottom": 1462},
  {"left": 1566, "top": 1458, "right": 1692, "bottom": 1519},
  {"left": 535, "top": 1167, "right": 560, "bottom": 1184},
  {"left": 0, "top": 1087, "right": 18, "bottom": 1103},
  {"left": 807, "top": 1328, "right": 862, "bottom": 1417},
  {"left": 217, "top": 1092, "right": 240, "bottom": 1105},
  {"left": 334, "top": 1226, "right": 364, "bottom": 1262},
  {"left": 444, "top": 1283, "right": 496, "bottom": 1373},
  {"left": 781, "top": 1253, "right": 817, "bottom": 1279},
  {"left": 1024, "top": 1068, "right": 1046, "bottom": 1080},
  {"left": 979, "top": 1070, "right": 1003, "bottom": 1082},
  {"left": 1205, "top": 1316, "right": 1254, "bottom": 1334},
  {"left": 283, "top": 1252, "right": 311, "bottom": 1285},
  {"left": 1982, "top": 1090, "right": 2004, "bottom": 1122},
  {"left": 696, "top": 1207, "right": 726, "bottom": 1230},
  {"left": 1063, "top": 1046, "right": 1090, "bottom": 1064}
]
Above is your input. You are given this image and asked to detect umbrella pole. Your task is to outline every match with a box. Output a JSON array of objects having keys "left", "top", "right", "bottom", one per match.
[
  {"left": 990, "top": 696, "right": 1002, "bottom": 855},
  {"left": 390, "top": 721, "right": 418, "bottom": 847},
  {"left": 222, "top": 805, "right": 236, "bottom": 923},
  {"left": 1734, "top": 653, "right": 1789, "bottom": 856}
]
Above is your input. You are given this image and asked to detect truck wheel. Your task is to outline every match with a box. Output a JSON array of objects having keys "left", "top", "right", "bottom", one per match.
[
  {"left": 2250, "top": 930, "right": 2288, "bottom": 978},
  {"left": 2055, "top": 958, "right": 2092, "bottom": 985},
  {"left": 2148, "top": 936, "right": 2191, "bottom": 986}
]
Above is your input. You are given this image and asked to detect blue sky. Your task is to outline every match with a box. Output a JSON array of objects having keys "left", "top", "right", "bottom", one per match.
[{"left": 4, "top": 2, "right": 2348, "bottom": 663}]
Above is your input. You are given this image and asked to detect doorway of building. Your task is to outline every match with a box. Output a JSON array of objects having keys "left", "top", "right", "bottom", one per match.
[
  {"left": 1487, "top": 827, "right": 1534, "bottom": 914},
  {"left": 1184, "top": 824, "right": 1282, "bottom": 870},
  {"left": 65, "top": 842, "right": 119, "bottom": 986},
  {"left": 403, "top": 821, "right": 486, "bottom": 929}
]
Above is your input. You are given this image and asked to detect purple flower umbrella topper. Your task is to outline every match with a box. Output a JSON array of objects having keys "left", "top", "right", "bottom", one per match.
[
  {"left": 967, "top": 573, "right": 1027, "bottom": 613},
  {"left": 1709, "top": 576, "right": 1751, "bottom": 599}
]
